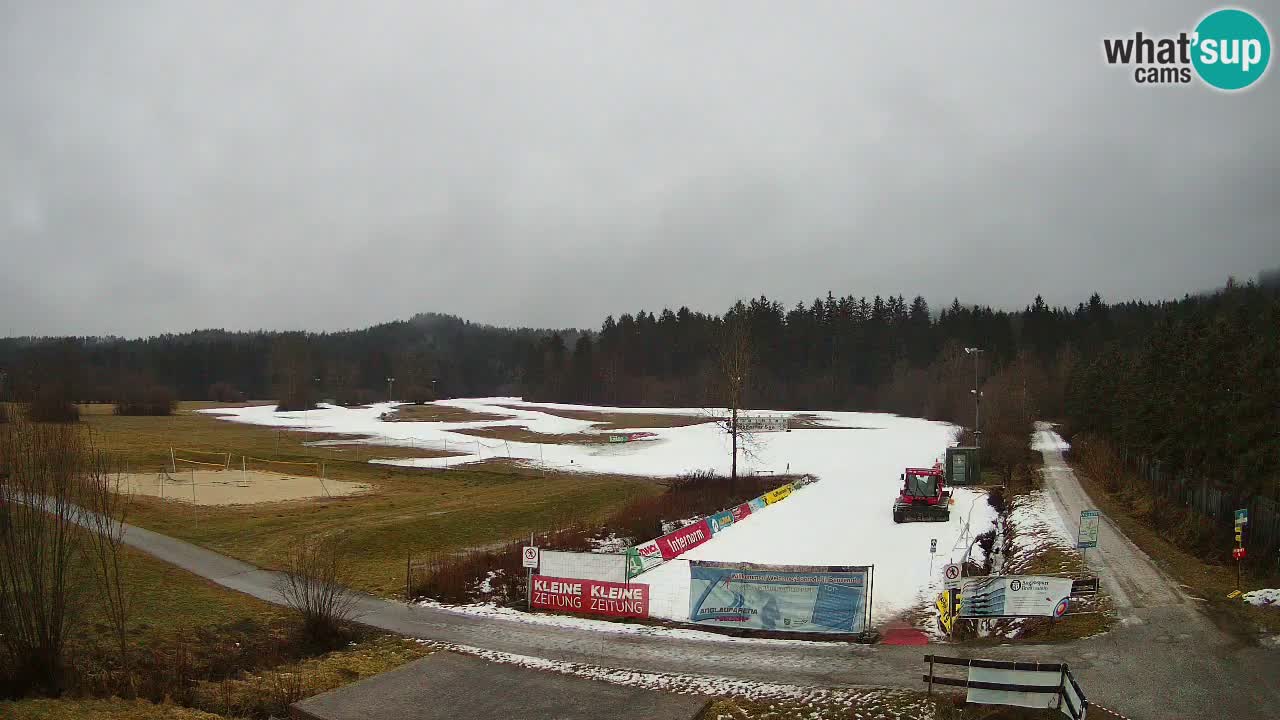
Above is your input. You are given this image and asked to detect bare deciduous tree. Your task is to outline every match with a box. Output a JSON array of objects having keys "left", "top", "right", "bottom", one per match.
[
  {"left": 275, "top": 534, "right": 360, "bottom": 642},
  {"left": 707, "top": 308, "right": 759, "bottom": 490},
  {"left": 0, "top": 419, "right": 90, "bottom": 694},
  {"left": 81, "top": 450, "right": 134, "bottom": 694}
]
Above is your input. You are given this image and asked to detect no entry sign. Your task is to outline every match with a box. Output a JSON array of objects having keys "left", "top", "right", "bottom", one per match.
[
  {"left": 522, "top": 546, "right": 539, "bottom": 569},
  {"left": 943, "top": 563, "right": 962, "bottom": 589}
]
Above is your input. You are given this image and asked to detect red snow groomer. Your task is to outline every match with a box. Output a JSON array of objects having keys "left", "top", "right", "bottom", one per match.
[{"left": 892, "top": 465, "right": 952, "bottom": 523}]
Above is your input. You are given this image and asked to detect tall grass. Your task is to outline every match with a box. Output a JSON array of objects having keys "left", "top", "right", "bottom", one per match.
[{"left": 1072, "top": 434, "right": 1222, "bottom": 556}]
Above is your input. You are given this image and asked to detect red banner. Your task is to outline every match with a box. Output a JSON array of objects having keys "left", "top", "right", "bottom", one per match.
[
  {"left": 730, "top": 502, "right": 753, "bottom": 523},
  {"left": 530, "top": 576, "right": 649, "bottom": 618},
  {"left": 656, "top": 518, "right": 712, "bottom": 560}
]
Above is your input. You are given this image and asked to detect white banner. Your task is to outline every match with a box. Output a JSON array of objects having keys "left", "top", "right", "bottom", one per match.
[
  {"left": 959, "top": 576, "right": 1073, "bottom": 618},
  {"left": 736, "top": 416, "right": 788, "bottom": 433},
  {"left": 538, "top": 550, "right": 628, "bottom": 584},
  {"left": 966, "top": 667, "right": 1061, "bottom": 710}
]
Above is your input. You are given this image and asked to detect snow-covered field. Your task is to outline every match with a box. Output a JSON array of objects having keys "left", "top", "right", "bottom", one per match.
[{"left": 203, "top": 398, "right": 995, "bottom": 622}]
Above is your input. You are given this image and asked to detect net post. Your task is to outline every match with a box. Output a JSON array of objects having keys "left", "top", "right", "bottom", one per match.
[
  {"left": 526, "top": 531, "right": 534, "bottom": 611},
  {"left": 170, "top": 447, "right": 177, "bottom": 475},
  {"left": 866, "top": 564, "right": 875, "bottom": 634}
]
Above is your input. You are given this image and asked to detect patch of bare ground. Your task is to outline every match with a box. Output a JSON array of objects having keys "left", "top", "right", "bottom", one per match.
[
  {"left": 787, "top": 413, "right": 877, "bottom": 430},
  {"left": 449, "top": 425, "right": 612, "bottom": 445},
  {"left": 300, "top": 432, "right": 464, "bottom": 460},
  {"left": 384, "top": 404, "right": 511, "bottom": 423},
  {"left": 496, "top": 404, "right": 715, "bottom": 429}
]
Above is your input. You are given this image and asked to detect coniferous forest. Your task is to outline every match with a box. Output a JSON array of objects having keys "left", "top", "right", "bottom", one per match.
[{"left": 1, "top": 273, "right": 1276, "bottom": 495}]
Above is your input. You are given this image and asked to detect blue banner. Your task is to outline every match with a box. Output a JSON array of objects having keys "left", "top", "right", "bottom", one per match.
[
  {"left": 748, "top": 497, "right": 768, "bottom": 512},
  {"left": 708, "top": 510, "right": 735, "bottom": 533},
  {"left": 688, "top": 561, "right": 869, "bottom": 634}
]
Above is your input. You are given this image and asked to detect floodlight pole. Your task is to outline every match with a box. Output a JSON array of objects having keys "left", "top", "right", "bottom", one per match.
[{"left": 964, "top": 348, "right": 984, "bottom": 448}]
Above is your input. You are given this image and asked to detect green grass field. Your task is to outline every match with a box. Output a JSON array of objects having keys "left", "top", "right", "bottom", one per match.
[
  {"left": 77, "top": 543, "right": 287, "bottom": 648},
  {"left": 85, "top": 402, "right": 661, "bottom": 597}
]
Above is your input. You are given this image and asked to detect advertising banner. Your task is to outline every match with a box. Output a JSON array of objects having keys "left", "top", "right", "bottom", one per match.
[
  {"left": 730, "top": 502, "right": 752, "bottom": 523},
  {"left": 1077, "top": 510, "right": 1100, "bottom": 549},
  {"left": 748, "top": 496, "right": 768, "bottom": 512},
  {"left": 709, "top": 510, "right": 735, "bottom": 534},
  {"left": 656, "top": 518, "right": 712, "bottom": 560},
  {"left": 958, "top": 576, "right": 1073, "bottom": 618},
  {"left": 530, "top": 576, "right": 649, "bottom": 618},
  {"left": 626, "top": 539, "right": 663, "bottom": 578},
  {"left": 538, "top": 550, "right": 627, "bottom": 584},
  {"left": 763, "top": 484, "right": 794, "bottom": 505},
  {"left": 688, "top": 561, "right": 870, "bottom": 634},
  {"left": 966, "top": 666, "right": 1062, "bottom": 711},
  {"left": 737, "top": 416, "right": 789, "bottom": 432}
]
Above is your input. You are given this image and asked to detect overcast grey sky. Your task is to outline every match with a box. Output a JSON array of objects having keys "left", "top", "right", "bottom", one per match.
[{"left": 2, "top": 1, "right": 1277, "bottom": 337}]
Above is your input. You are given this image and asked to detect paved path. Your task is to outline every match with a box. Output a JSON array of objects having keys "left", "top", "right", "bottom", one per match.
[
  {"left": 292, "top": 651, "right": 707, "bottom": 720},
  {"left": 1033, "top": 423, "right": 1280, "bottom": 718},
  {"left": 112, "top": 429, "right": 1280, "bottom": 719}
]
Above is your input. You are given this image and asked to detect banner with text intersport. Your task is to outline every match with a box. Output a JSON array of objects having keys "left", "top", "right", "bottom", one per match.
[
  {"left": 625, "top": 478, "right": 813, "bottom": 578},
  {"left": 688, "top": 561, "right": 871, "bottom": 634},
  {"left": 530, "top": 575, "right": 650, "bottom": 618}
]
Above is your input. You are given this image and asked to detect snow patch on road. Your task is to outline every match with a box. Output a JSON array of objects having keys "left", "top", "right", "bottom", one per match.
[
  {"left": 416, "top": 599, "right": 850, "bottom": 646},
  {"left": 1031, "top": 429, "right": 1070, "bottom": 452},
  {"left": 1007, "top": 490, "right": 1076, "bottom": 561},
  {"left": 411, "top": 638, "right": 933, "bottom": 716}
]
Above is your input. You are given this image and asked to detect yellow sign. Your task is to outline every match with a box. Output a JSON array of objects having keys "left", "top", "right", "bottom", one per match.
[
  {"left": 1227, "top": 590, "right": 1242, "bottom": 599},
  {"left": 764, "top": 484, "right": 794, "bottom": 505},
  {"left": 936, "top": 590, "right": 961, "bottom": 634}
]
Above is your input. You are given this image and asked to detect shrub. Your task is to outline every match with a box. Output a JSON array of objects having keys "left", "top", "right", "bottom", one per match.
[
  {"left": 25, "top": 383, "right": 79, "bottom": 423},
  {"left": 208, "top": 382, "right": 246, "bottom": 403},
  {"left": 408, "top": 471, "right": 792, "bottom": 604},
  {"left": 276, "top": 535, "right": 359, "bottom": 643},
  {"left": 115, "top": 384, "right": 177, "bottom": 416},
  {"left": 986, "top": 486, "right": 1007, "bottom": 515},
  {"left": 275, "top": 383, "right": 317, "bottom": 412},
  {"left": 0, "top": 419, "right": 89, "bottom": 695}
]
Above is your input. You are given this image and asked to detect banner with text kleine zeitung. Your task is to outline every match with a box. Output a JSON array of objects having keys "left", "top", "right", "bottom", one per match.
[{"left": 531, "top": 575, "right": 649, "bottom": 618}]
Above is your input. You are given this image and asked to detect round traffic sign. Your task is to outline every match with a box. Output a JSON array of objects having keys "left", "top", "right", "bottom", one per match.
[
  {"left": 943, "top": 563, "right": 960, "bottom": 581},
  {"left": 523, "top": 547, "right": 537, "bottom": 560}
]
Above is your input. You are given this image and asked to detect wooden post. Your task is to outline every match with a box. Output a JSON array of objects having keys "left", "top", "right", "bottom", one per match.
[
  {"left": 406, "top": 549, "right": 412, "bottom": 601},
  {"left": 928, "top": 655, "right": 935, "bottom": 696}
]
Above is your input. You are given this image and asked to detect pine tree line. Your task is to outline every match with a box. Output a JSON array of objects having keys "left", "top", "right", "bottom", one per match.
[{"left": 1, "top": 278, "right": 1275, "bottom": 493}]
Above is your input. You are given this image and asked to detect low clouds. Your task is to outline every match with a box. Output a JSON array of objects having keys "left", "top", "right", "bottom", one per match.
[{"left": 2, "top": 1, "right": 1276, "bottom": 336}]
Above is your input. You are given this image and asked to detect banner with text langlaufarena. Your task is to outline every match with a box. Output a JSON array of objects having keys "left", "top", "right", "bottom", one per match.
[{"left": 688, "top": 561, "right": 870, "bottom": 634}]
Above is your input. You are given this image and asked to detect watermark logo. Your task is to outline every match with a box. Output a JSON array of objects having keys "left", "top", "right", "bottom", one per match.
[{"left": 1103, "top": 7, "right": 1270, "bottom": 90}]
